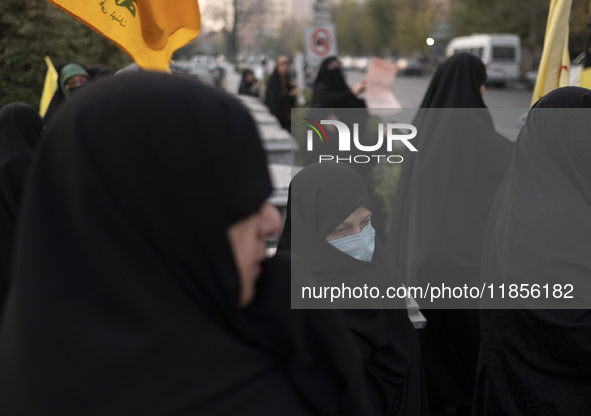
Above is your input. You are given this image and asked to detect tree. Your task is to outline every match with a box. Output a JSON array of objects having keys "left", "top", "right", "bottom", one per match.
[
  {"left": 260, "top": 20, "right": 306, "bottom": 58},
  {"left": 0, "top": 0, "right": 131, "bottom": 109},
  {"left": 364, "top": 0, "right": 396, "bottom": 55},
  {"left": 202, "top": 0, "right": 265, "bottom": 62},
  {"left": 333, "top": 1, "right": 368, "bottom": 56},
  {"left": 333, "top": 0, "right": 435, "bottom": 57},
  {"left": 450, "top": 0, "right": 591, "bottom": 67},
  {"left": 390, "top": 0, "right": 432, "bottom": 55}
]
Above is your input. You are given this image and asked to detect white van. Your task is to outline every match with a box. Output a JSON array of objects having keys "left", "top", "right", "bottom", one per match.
[{"left": 446, "top": 34, "right": 522, "bottom": 86}]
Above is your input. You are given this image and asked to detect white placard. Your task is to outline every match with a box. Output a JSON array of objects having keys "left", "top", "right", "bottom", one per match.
[{"left": 364, "top": 57, "right": 402, "bottom": 111}]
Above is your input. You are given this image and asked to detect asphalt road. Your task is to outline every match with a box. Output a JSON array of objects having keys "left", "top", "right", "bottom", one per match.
[{"left": 346, "top": 70, "right": 534, "bottom": 141}]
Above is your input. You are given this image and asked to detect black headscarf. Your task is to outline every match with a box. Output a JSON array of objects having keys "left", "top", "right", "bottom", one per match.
[
  {"left": 474, "top": 87, "right": 591, "bottom": 415},
  {"left": 418, "top": 52, "right": 487, "bottom": 108},
  {"left": 386, "top": 53, "right": 513, "bottom": 411},
  {"left": 279, "top": 162, "right": 428, "bottom": 416},
  {"left": 87, "top": 64, "right": 116, "bottom": 80},
  {"left": 238, "top": 69, "right": 258, "bottom": 97},
  {"left": 264, "top": 60, "right": 295, "bottom": 131},
  {"left": 0, "top": 103, "right": 43, "bottom": 314},
  {"left": 0, "top": 72, "right": 369, "bottom": 415},
  {"left": 311, "top": 57, "right": 365, "bottom": 109}
]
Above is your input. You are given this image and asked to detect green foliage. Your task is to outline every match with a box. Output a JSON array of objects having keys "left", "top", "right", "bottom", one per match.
[
  {"left": 333, "top": 1, "right": 369, "bottom": 56},
  {"left": 333, "top": 0, "right": 433, "bottom": 57},
  {"left": 0, "top": 0, "right": 131, "bottom": 110},
  {"left": 450, "top": 0, "right": 590, "bottom": 65},
  {"left": 391, "top": 0, "right": 432, "bottom": 55},
  {"left": 450, "top": 0, "right": 550, "bottom": 47},
  {"left": 364, "top": 0, "right": 396, "bottom": 55},
  {"left": 370, "top": 161, "right": 401, "bottom": 232},
  {"left": 260, "top": 21, "right": 306, "bottom": 58},
  {"left": 568, "top": 0, "right": 591, "bottom": 55}
]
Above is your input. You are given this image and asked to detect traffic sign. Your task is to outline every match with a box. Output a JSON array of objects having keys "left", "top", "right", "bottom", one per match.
[
  {"left": 312, "top": 1, "right": 332, "bottom": 23},
  {"left": 305, "top": 24, "right": 338, "bottom": 65}
]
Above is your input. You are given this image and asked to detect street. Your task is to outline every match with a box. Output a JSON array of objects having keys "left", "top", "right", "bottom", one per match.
[
  {"left": 345, "top": 70, "right": 534, "bottom": 142},
  {"left": 224, "top": 63, "right": 533, "bottom": 142}
]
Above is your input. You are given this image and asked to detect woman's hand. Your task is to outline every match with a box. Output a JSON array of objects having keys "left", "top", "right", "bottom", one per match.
[{"left": 353, "top": 79, "right": 366, "bottom": 95}]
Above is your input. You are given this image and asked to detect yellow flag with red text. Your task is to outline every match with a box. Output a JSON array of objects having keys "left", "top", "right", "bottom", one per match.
[
  {"left": 531, "top": 0, "right": 571, "bottom": 106},
  {"left": 45, "top": 0, "right": 201, "bottom": 72}
]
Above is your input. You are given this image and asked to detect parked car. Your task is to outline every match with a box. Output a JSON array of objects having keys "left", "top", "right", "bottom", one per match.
[
  {"left": 189, "top": 55, "right": 225, "bottom": 88},
  {"left": 341, "top": 56, "right": 353, "bottom": 70},
  {"left": 352, "top": 56, "right": 370, "bottom": 71},
  {"left": 396, "top": 58, "right": 422, "bottom": 76}
]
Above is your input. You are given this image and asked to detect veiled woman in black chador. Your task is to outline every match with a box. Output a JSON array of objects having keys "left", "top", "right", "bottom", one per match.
[
  {"left": 0, "top": 103, "right": 43, "bottom": 314},
  {"left": 311, "top": 56, "right": 365, "bottom": 109},
  {"left": 474, "top": 86, "right": 591, "bottom": 416},
  {"left": 279, "top": 162, "right": 428, "bottom": 416},
  {"left": 265, "top": 56, "right": 297, "bottom": 131},
  {"left": 387, "top": 53, "right": 513, "bottom": 415},
  {"left": 0, "top": 72, "right": 371, "bottom": 416}
]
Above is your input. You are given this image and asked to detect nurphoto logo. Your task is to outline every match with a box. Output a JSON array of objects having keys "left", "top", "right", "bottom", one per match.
[{"left": 303, "top": 119, "right": 417, "bottom": 164}]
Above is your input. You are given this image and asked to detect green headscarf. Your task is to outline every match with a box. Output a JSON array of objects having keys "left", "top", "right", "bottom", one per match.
[{"left": 59, "top": 63, "right": 90, "bottom": 98}]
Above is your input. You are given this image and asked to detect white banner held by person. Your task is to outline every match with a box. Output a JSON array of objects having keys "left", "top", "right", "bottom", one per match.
[{"left": 364, "top": 58, "right": 402, "bottom": 114}]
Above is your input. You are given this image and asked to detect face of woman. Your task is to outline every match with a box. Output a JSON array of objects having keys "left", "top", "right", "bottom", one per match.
[
  {"left": 327, "top": 59, "right": 340, "bottom": 71},
  {"left": 65, "top": 75, "right": 88, "bottom": 95},
  {"left": 277, "top": 57, "right": 289, "bottom": 76},
  {"left": 227, "top": 201, "right": 282, "bottom": 307},
  {"left": 325, "top": 205, "right": 371, "bottom": 241}
]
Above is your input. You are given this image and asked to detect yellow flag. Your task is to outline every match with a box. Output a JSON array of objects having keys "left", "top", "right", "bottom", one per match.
[
  {"left": 39, "top": 56, "right": 59, "bottom": 117},
  {"left": 579, "top": 67, "right": 591, "bottom": 89},
  {"left": 45, "top": 0, "right": 201, "bottom": 72},
  {"left": 531, "top": 0, "right": 572, "bottom": 106}
]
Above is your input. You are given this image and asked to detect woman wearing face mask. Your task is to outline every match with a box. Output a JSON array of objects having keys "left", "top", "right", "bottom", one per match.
[
  {"left": 43, "top": 62, "right": 91, "bottom": 126},
  {"left": 279, "top": 162, "right": 428, "bottom": 416},
  {"left": 0, "top": 72, "right": 372, "bottom": 415}
]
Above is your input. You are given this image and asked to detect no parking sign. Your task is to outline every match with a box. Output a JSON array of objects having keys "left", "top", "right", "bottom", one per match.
[{"left": 305, "top": 24, "right": 338, "bottom": 65}]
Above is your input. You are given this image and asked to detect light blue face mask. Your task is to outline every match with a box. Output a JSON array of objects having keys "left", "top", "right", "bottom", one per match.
[{"left": 328, "top": 222, "right": 375, "bottom": 262}]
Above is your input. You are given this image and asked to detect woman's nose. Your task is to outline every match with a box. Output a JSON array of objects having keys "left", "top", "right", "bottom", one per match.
[{"left": 260, "top": 202, "right": 282, "bottom": 238}]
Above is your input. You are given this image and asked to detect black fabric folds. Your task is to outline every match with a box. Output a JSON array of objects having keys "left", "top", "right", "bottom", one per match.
[
  {"left": 0, "top": 103, "right": 43, "bottom": 314},
  {"left": 474, "top": 87, "right": 591, "bottom": 415},
  {"left": 245, "top": 251, "right": 373, "bottom": 416},
  {"left": 311, "top": 57, "right": 365, "bottom": 109},
  {"left": 0, "top": 72, "right": 368, "bottom": 415},
  {"left": 386, "top": 53, "right": 513, "bottom": 411},
  {"left": 279, "top": 162, "right": 428, "bottom": 416},
  {"left": 417, "top": 52, "right": 487, "bottom": 109}
]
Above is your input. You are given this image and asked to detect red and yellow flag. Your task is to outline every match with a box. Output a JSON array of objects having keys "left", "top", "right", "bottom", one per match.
[
  {"left": 531, "top": 0, "right": 572, "bottom": 106},
  {"left": 45, "top": 0, "right": 201, "bottom": 72}
]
